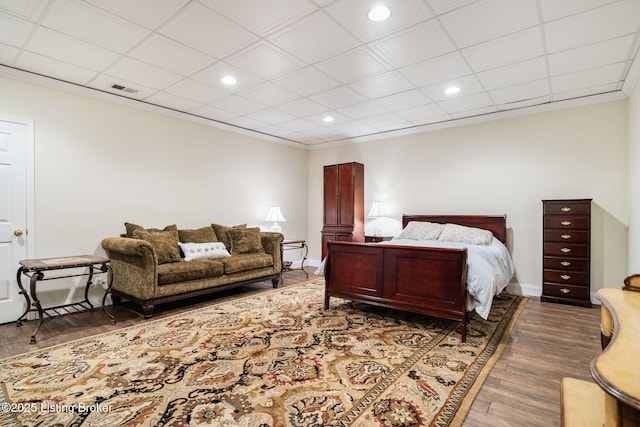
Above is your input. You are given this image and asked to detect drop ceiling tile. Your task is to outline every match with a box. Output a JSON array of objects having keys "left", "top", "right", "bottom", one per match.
[
  {"left": 128, "top": 34, "right": 214, "bottom": 76},
  {"left": 0, "top": 0, "right": 47, "bottom": 21},
  {"left": 0, "top": 12, "right": 35, "bottom": 46},
  {"left": 43, "top": 0, "right": 150, "bottom": 53},
  {"left": 553, "top": 83, "right": 619, "bottom": 101},
  {"left": 144, "top": 91, "right": 201, "bottom": 112},
  {"left": 269, "top": 11, "right": 360, "bottom": 63},
  {"left": 273, "top": 66, "right": 341, "bottom": 97},
  {"left": 399, "top": 52, "right": 470, "bottom": 87},
  {"left": 87, "top": 0, "right": 190, "bottom": 29},
  {"left": 164, "top": 79, "right": 229, "bottom": 104},
  {"left": 549, "top": 35, "right": 636, "bottom": 76},
  {"left": 16, "top": 51, "right": 97, "bottom": 84},
  {"left": 190, "top": 105, "right": 238, "bottom": 121},
  {"left": 421, "top": 75, "right": 484, "bottom": 101},
  {"left": 497, "top": 95, "right": 551, "bottom": 111},
  {"left": 539, "top": 0, "right": 618, "bottom": 21},
  {"left": 349, "top": 71, "right": 414, "bottom": 99},
  {"left": 338, "top": 100, "right": 389, "bottom": 120},
  {"left": 161, "top": 2, "right": 258, "bottom": 58},
  {"left": 277, "top": 98, "right": 328, "bottom": 118},
  {"left": 359, "top": 112, "right": 408, "bottom": 130},
  {"left": 280, "top": 117, "right": 322, "bottom": 132},
  {"left": 26, "top": 27, "right": 120, "bottom": 71},
  {"left": 246, "top": 108, "right": 296, "bottom": 124},
  {"left": 240, "top": 83, "right": 299, "bottom": 107},
  {"left": 212, "top": 94, "right": 266, "bottom": 115},
  {"left": 544, "top": 0, "right": 640, "bottom": 53},
  {"left": 192, "top": 61, "right": 264, "bottom": 92},
  {"left": 425, "top": 0, "right": 476, "bottom": 14},
  {"left": 226, "top": 115, "right": 269, "bottom": 130},
  {"left": 375, "top": 89, "right": 432, "bottom": 110},
  {"left": 462, "top": 28, "right": 544, "bottom": 72},
  {"left": 226, "top": 42, "right": 303, "bottom": 80},
  {"left": 315, "top": 47, "right": 388, "bottom": 85},
  {"left": 437, "top": 92, "right": 494, "bottom": 114},
  {"left": 306, "top": 111, "right": 352, "bottom": 126},
  {"left": 489, "top": 79, "right": 549, "bottom": 104},
  {"left": 201, "top": 0, "right": 317, "bottom": 36},
  {"left": 106, "top": 57, "right": 182, "bottom": 90},
  {"left": 440, "top": 0, "right": 538, "bottom": 48},
  {"left": 395, "top": 103, "right": 448, "bottom": 121},
  {"left": 477, "top": 57, "right": 547, "bottom": 90},
  {"left": 370, "top": 20, "right": 455, "bottom": 68},
  {"left": 551, "top": 62, "right": 626, "bottom": 93},
  {"left": 0, "top": 44, "right": 19, "bottom": 64},
  {"left": 450, "top": 105, "right": 498, "bottom": 119},
  {"left": 324, "top": 0, "right": 431, "bottom": 42},
  {"left": 88, "top": 74, "right": 155, "bottom": 99},
  {"left": 309, "top": 86, "right": 368, "bottom": 109}
]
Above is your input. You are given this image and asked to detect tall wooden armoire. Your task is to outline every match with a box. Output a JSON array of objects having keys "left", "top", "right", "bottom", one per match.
[{"left": 321, "top": 162, "right": 364, "bottom": 259}]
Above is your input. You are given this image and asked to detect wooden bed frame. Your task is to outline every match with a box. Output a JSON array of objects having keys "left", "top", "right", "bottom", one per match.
[{"left": 324, "top": 214, "right": 508, "bottom": 342}]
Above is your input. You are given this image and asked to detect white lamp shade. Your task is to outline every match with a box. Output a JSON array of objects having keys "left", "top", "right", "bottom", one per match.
[
  {"left": 368, "top": 201, "right": 387, "bottom": 218},
  {"left": 265, "top": 206, "right": 286, "bottom": 222}
]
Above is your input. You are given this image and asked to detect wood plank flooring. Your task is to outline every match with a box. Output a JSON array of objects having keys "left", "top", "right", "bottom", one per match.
[{"left": 0, "top": 270, "right": 602, "bottom": 426}]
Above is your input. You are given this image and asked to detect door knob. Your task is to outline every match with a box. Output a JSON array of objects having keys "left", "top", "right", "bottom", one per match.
[{"left": 14, "top": 229, "right": 24, "bottom": 237}]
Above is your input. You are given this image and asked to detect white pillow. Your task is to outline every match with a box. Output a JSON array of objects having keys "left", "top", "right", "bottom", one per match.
[
  {"left": 178, "top": 241, "right": 230, "bottom": 261},
  {"left": 398, "top": 221, "right": 445, "bottom": 240},
  {"left": 437, "top": 223, "right": 493, "bottom": 246}
]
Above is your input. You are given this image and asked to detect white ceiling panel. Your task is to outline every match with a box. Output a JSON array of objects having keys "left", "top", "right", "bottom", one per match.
[
  {"left": 324, "top": 0, "right": 432, "bottom": 42},
  {"left": 370, "top": 20, "right": 455, "bottom": 67},
  {"left": 43, "top": 0, "right": 150, "bottom": 53},
  {"left": 440, "top": 0, "right": 539, "bottom": 48},
  {"left": 0, "top": 0, "right": 638, "bottom": 147}
]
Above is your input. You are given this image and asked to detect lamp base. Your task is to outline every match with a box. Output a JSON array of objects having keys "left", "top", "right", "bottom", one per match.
[{"left": 270, "top": 223, "right": 282, "bottom": 233}]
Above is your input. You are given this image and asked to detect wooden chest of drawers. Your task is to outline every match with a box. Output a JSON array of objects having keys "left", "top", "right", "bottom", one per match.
[{"left": 541, "top": 199, "right": 592, "bottom": 307}]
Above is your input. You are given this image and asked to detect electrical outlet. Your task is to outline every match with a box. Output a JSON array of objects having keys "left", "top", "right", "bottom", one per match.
[{"left": 94, "top": 278, "right": 105, "bottom": 286}]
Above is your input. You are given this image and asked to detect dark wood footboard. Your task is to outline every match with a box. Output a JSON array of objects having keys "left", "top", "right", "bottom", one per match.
[{"left": 325, "top": 241, "right": 468, "bottom": 341}]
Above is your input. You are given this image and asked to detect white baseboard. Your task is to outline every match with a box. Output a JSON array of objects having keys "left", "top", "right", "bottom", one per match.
[{"left": 505, "top": 282, "right": 541, "bottom": 298}]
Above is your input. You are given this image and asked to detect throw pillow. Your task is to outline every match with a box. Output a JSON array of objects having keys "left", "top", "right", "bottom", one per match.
[
  {"left": 437, "top": 223, "right": 493, "bottom": 246},
  {"left": 178, "top": 241, "right": 230, "bottom": 261},
  {"left": 212, "top": 223, "right": 247, "bottom": 251},
  {"left": 228, "top": 227, "right": 264, "bottom": 255},
  {"left": 398, "top": 221, "right": 445, "bottom": 240},
  {"left": 125, "top": 222, "right": 178, "bottom": 238},
  {"left": 132, "top": 229, "right": 181, "bottom": 264},
  {"left": 179, "top": 226, "right": 218, "bottom": 243}
]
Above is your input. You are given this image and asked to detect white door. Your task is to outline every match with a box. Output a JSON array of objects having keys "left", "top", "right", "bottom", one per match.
[{"left": 0, "top": 117, "right": 33, "bottom": 324}]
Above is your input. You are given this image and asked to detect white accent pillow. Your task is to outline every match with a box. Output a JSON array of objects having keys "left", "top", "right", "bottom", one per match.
[
  {"left": 178, "top": 241, "right": 230, "bottom": 261},
  {"left": 437, "top": 223, "right": 493, "bottom": 246},
  {"left": 398, "top": 221, "right": 445, "bottom": 240}
]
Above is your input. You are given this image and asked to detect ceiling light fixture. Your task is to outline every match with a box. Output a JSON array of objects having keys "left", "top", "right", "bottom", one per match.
[
  {"left": 445, "top": 86, "right": 460, "bottom": 95},
  {"left": 367, "top": 5, "right": 391, "bottom": 22},
  {"left": 220, "top": 75, "right": 237, "bottom": 85},
  {"left": 323, "top": 115, "right": 335, "bottom": 123}
]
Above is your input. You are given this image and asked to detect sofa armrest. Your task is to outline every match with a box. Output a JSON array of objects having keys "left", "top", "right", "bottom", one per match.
[
  {"left": 261, "top": 232, "right": 284, "bottom": 273},
  {"left": 101, "top": 237, "right": 158, "bottom": 300}
]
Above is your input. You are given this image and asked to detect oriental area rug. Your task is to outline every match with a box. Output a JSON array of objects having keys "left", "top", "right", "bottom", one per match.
[{"left": 0, "top": 279, "right": 525, "bottom": 427}]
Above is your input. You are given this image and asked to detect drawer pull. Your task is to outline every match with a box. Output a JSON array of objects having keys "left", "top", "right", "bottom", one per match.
[
  {"left": 561, "top": 207, "right": 572, "bottom": 212},
  {"left": 561, "top": 261, "right": 571, "bottom": 266},
  {"left": 561, "top": 275, "right": 571, "bottom": 280},
  {"left": 560, "top": 288, "right": 571, "bottom": 294},
  {"left": 561, "top": 234, "right": 571, "bottom": 239},
  {"left": 561, "top": 221, "right": 572, "bottom": 226},
  {"left": 561, "top": 248, "right": 571, "bottom": 253}
]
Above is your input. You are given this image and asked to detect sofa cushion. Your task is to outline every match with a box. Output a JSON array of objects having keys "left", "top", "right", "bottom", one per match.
[
  {"left": 218, "top": 253, "right": 273, "bottom": 274},
  {"left": 178, "top": 241, "right": 230, "bottom": 261},
  {"left": 132, "top": 229, "right": 181, "bottom": 264},
  {"left": 228, "top": 227, "right": 264, "bottom": 255},
  {"left": 157, "top": 260, "right": 224, "bottom": 285},
  {"left": 125, "top": 222, "right": 178, "bottom": 238},
  {"left": 178, "top": 226, "right": 218, "bottom": 243},
  {"left": 212, "top": 223, "right": 246, "bottom": 251}
]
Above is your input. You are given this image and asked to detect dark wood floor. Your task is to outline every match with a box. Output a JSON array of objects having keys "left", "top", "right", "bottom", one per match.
[{"left": 0, "top": 270, "right": 602, "bottom": 426}]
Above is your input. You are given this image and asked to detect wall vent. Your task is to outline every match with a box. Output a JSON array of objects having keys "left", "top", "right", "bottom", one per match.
[{"left": 111, "top": 84, "right": 139, "bottom": 94}]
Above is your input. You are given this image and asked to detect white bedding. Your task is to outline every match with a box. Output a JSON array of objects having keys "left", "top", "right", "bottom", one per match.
[{"left": 385, "top": 237, "right": 515, "bottom": 319}]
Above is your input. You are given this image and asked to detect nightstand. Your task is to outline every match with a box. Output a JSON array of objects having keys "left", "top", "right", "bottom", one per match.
[{"left": 365, "top": 235, "right": 392, "bottom": 243}]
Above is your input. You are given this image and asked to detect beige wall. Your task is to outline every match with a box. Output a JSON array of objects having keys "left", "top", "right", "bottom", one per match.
[
  {"left": 629, "top": 81, "right": 640, "bottom": 274},
  {"left": 0, "top": 76, "right": 308, "bottom": 303},
  {"left": 308, "top": 100, "right": 629, "bottom": 297}
]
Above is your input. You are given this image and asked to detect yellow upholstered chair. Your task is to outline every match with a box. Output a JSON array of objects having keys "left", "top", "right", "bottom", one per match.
[{"left": 623, "top": 274, "right": 640, "bottom": 291}]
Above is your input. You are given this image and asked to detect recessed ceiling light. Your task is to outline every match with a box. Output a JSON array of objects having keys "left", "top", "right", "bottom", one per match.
[
  {"left": 445, "top": 86, "right": 461, "bottom": 95},
  {"left": 323, "top": 115, "right": 335, "bottom": 123},
  {"left": 367, "top": 5, "right": 391, "bottom": 22},
  {"left": 220, "top": 75, "right": 237, "bottom": 85}
]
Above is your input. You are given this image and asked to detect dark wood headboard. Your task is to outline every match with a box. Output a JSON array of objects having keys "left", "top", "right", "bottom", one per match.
[{"left": 402, "top": 214, "right": 508, "bottom": 244}]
